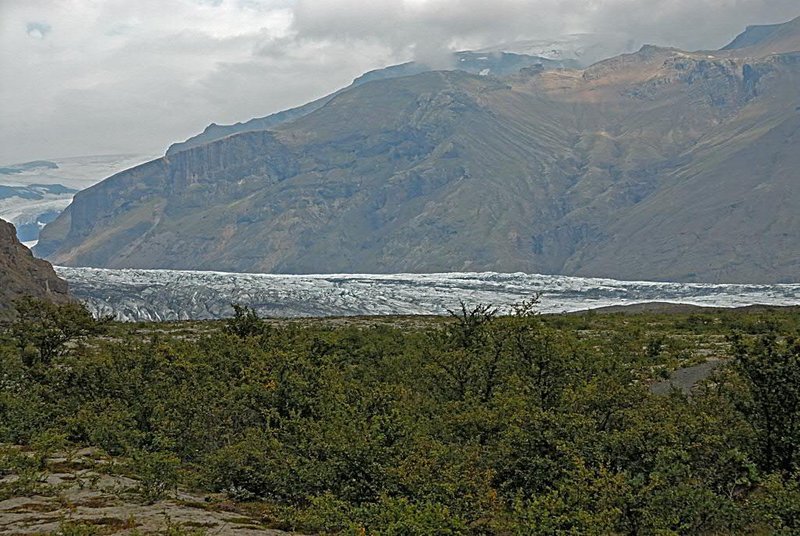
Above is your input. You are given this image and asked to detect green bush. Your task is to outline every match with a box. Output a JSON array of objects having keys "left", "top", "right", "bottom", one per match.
[
  {"left": 131, "top": 449, "right": 180, "bottom": 503},
  {"left": 1, "top": 303, "right": 798, "bottom": 534},
  {"left": 10, "top": 296, "right": 108, "bottom": 367}
]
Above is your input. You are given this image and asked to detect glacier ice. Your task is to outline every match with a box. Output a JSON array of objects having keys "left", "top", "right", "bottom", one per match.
[{"left": 55, "top": 267, "right": 800, "bottom": 322}]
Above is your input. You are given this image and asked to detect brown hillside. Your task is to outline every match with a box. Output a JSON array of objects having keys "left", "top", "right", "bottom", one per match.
[{"left": 1, "top": 218, "right": 71, "bottom": 319}]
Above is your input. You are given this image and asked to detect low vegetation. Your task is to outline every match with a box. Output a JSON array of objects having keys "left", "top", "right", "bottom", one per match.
[{"left": 1, "top": 298, "right": 798, "bottom": 535}]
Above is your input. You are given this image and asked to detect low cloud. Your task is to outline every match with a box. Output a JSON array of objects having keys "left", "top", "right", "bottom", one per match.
[
  {"left": 0, "top": 0, "right": 797, "bottom": 163},
  {"left": 25, "top": 21, "right": 51, "bottom": 39}
]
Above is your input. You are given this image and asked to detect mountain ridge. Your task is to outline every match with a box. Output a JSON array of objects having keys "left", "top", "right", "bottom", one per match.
[{"left": 721, "top": 15, "right": 800, "bottom": 56}]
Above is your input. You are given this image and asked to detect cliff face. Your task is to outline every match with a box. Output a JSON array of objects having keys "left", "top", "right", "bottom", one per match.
[
  {"left": 0, "top": 218, "right": 70, "bottom": 319},
  {"left": 36, "top": 17, "right": 800, "bottom": 283}
]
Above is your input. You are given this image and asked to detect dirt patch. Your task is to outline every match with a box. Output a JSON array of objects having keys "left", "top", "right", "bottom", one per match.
[{"left": 650, "top": 359, "right": 725, "bottom": 395}]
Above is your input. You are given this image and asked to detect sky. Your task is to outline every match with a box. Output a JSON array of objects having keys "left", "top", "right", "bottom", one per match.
[{"left": 1, "top": 0, "right": 798, "bottom": 164}]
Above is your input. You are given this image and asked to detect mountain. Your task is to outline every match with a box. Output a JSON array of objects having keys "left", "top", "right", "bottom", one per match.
[
  {"left": 0, "top": 160, "right": 59, "bottom": 175},
  {"left": 0, "top": 218, "right": 70, "bottom": 319},
  {"left": 721, "top": 16, "right": 800, "bottom": 56},
  {"left": 0, "top": 184, "right": 78, "bottom": 242},
  {"left": 166, "top": 51, "right": 576, "bottom": 155},
  {"left": 36, "top": 17, "right": 800, "bottom": 283}
]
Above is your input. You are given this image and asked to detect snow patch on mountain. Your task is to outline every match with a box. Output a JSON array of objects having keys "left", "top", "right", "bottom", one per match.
[{"left": 479, "top": 33, "right": 640, "bottom": 66}]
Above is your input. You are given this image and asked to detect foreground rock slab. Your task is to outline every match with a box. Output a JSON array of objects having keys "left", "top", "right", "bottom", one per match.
[{"left": 0, "top": 448, "right": 298, "bottom": 536}]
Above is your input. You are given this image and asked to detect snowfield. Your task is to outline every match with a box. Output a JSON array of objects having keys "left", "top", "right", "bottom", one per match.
[
  {"left": 0, "top": 154, "right": 153, "bottom": 241},
  {"left": 0, "top": 154, "right": 153, "bottom": 191},
  {"left": 55, "top": 267, "right": 800, "bottom": 321}
]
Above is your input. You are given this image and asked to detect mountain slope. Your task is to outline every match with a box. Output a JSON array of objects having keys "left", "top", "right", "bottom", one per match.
[
  {"left": 1, "top": 218, "right": 70, "bottom": 319},
  {"left": 565, "top": 110, "right": 800, "bottom": 282},
  {"left": 36, "top": 19, "right": 800, "bottom": 283},
  {"left": 166, "top": 51, "right": 576, "bottom": 155},
  {"left": 721, "top": 15, "right": 800, "bottom": 56},
  {"left": 0, "top": 154, "right": 152, "bottom": 243}
]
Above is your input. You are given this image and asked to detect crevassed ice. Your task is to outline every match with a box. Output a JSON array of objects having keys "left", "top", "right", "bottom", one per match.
[{"left": 54, "top": 267, "right": 800, "bottom": 322}]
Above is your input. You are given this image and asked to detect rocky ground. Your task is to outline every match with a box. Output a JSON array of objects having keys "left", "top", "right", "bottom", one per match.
[{"left": 0, "top": 447, "right": 296, "bottom": 535}]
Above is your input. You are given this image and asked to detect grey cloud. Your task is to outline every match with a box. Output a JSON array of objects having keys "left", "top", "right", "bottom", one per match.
[
  {"left": 290, "top": 0, "right": 799, "bottom": 56},
  {"left": 1, "top": 0, "right": 798, "bottom": 164}
]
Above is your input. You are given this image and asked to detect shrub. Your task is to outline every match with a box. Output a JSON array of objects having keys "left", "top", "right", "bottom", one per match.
[{"left": 10, "top": 296, "right": 109, "bottom": 367}]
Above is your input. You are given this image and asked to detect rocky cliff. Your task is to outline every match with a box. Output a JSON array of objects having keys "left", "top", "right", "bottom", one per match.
[
  {"left": 1, "top": 218, "right": 70, "bottom": 319},
  {"left": 36, "top": 17, "right": 800, "bottom": 283}
]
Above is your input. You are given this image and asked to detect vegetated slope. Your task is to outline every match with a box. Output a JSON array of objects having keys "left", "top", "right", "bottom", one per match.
[
  {"left": 37, "top": 17, "right": 800, "bottom": 282},
  {"left": 566, "top": 107, "right": 800, "bottom": 282},
  {"left": 0, "top": 218, "right": 70, "bottom": 319}
]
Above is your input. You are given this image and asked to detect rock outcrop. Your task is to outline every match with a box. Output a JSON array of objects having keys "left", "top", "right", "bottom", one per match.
[{"left": 0, "top": 218, "right": 70, "bottom": 319}]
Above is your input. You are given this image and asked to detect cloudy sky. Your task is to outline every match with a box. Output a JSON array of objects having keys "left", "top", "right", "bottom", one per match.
[{"left": 1, "top": 0, "right": 797, "bottom": 164}]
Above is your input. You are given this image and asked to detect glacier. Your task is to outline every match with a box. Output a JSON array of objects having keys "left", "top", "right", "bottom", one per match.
[
  {"left": 0, "top": 154, "right": 153, "bottom": 242},
  {"left": 55, "top": 267, "right": 800, "bottom": 322}
]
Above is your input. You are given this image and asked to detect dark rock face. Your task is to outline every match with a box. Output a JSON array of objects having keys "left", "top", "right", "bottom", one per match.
[
  {"left": 36, "top": 18, "right": 800, "bottom": 283},
  {"left": 0, "top": 218, "right": 70, "bottom": 319}
]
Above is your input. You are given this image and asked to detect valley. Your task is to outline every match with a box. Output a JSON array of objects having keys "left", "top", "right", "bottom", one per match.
[{"left": 2, "top": 6, "right": 800, "bottom": 536}]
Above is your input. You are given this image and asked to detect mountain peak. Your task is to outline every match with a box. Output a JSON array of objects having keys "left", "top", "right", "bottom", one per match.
[{"left": 166, "top": 49, "right": 576, "bottom": 156}]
